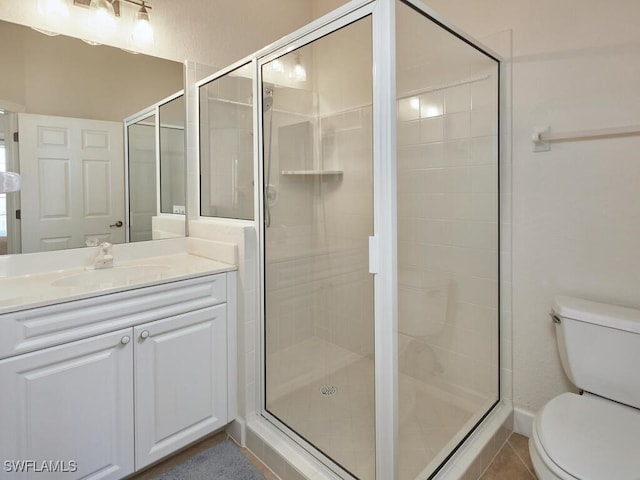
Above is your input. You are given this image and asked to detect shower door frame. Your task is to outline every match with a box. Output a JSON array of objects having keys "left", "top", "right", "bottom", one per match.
[
  {"left": 252, "top": 0, "right": 504, "bottom": 478},
  {"left": 124, "top": 89, "right": 185, "bottom": 243},
  {"left": 395, "top": 1, "right": 504, "bottom": 478},
  {"left": 256, "top": 3, "right": 383, "bottom": 479}
]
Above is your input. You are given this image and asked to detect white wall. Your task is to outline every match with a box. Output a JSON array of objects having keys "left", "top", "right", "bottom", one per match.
[
  {"left": 422, "top": 0, "right": 640, "bottom": 414},
  {"left": 0, "top": 20, "right": 182, "bottom": 121}
]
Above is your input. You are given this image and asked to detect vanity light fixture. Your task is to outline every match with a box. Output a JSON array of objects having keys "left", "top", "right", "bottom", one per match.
[
  {"left": 88, "top": 0, "right": 117, "bottom": 34},
  {"left": 35, "top": 0, "right": 69, "bottom": 34},
  {"left": 37, "top": 0, "right": 71, "bottom": 19},
  {"left": 271, "top": 58, "right": 285, "bottom": 73},
  {"left": 131, "top": 1, "right": 154, "bottom": 47},
  {"left": 71, "top": 0, "right": 155, "bottom": 46}
]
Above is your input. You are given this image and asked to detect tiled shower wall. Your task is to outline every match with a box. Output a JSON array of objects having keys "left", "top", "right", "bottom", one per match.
[
  {"left": 268, "top": 72, "right": 500, "bottom": 402},
  {"left": 312, "top": 106, "right": 374, "bottom": 357},
  {"left": 265, "top": 17, "right": 375, "bottom": 366},
  {"left": 265, "top": 102, "right": 374, "bottom": 361},
  {"left": 264, "top": 87, "right": 320, "bottom": 360},
  {"left": 396, "top": 74, "right": 499, "bottom": 401}
]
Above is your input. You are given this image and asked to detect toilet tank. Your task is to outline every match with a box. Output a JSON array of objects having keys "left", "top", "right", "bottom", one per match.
[{"left": 553, "top": 296, "right": 640, "bottom": 409}]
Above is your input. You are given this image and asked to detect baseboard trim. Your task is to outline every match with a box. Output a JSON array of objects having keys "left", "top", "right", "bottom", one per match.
[
  {"left": 513, "top": 406, "right": 535, "bottom": 437},
  {"left": 226, "top": 418, "right": 246, "bottom": 447}
]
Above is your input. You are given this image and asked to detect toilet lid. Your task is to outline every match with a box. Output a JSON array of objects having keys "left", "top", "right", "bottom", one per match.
[{"left": 537, "top": 393, "right": 640, "bottom": 480}]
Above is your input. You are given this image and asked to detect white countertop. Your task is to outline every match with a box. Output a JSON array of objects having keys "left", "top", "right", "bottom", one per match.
[{"left": 0, "top": 253, "right": 236, "bottom": 314}]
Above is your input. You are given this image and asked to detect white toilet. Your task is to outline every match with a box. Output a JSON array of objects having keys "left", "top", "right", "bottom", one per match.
[{"left": 529, "top": 295, "right": 640, "bottom": 480}]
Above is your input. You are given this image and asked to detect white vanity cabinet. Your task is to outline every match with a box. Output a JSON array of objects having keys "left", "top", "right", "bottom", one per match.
[
  {"left": 0, "top": 328, "right": 135, "bottom": 480},
  {"left": 0, "top": 272, "right": 236, "bottom": 479},
  {"left": 134, "top": 304, "right": 228, "bottom": 469}
]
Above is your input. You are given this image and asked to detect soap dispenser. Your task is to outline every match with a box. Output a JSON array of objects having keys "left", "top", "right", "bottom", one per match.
[{"left": 94, "top": 242, "right": 114, "bottom": 269}]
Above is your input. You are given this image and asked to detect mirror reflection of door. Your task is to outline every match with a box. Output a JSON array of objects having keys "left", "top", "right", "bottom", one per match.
[
  {"left": 127, "top": 115, "right": 157, "bottom": 242},
  {"left": 0, "top": 19, "right": 185, "bottom": 255},
  {"left": 18, "top": 113, "right": 125, "bottom": 253}
]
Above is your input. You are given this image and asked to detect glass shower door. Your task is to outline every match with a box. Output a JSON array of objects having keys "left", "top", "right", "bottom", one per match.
[
  {"left": 395, "top": 1, "right": 500, "bottom": 478},
  {"left": 262, "top": 17, "right": 375, "bottom": 480}
]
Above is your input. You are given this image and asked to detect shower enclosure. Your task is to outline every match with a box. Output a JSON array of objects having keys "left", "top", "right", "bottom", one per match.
[
  {"left": 198, "top": 0, "right": 501, "bottom": 478},
  {"left": 262, "top": 15, "right": 376, "bottom": 479},
  {"left": 125, "top": 92, "right": 186, "bottom": 242}
]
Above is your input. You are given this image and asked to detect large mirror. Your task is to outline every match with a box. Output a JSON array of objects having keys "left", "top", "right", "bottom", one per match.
[{"left": 0, "top": 19, "right": 185, "bottom": 255}]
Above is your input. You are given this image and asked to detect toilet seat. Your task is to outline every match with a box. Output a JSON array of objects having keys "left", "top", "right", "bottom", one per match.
[{"left": 533, "top": 392, "right": 640, "bottom": 480}]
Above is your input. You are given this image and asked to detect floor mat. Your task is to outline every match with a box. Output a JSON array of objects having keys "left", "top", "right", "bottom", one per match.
[{"left": 154, "top": 439, "right": 265, "bottom": 480}]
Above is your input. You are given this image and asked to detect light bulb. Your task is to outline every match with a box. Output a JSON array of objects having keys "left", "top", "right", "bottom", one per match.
[
  {"left": 272, "top": 58, "right": 284, "bottom": 73},
  {"left": 293, "top": 63, "right": 307, "bottom": 82},
  {"left": 89, "top": 0, "right": 117, "bottom": 35},
  {"left": 290, "top": 55, "right": 307, "bottom": 82},
  {"left": 37, "top": 0, "right": 70, "bottom": 19},
  {"left": 131, "top": 3, "right": 155, "bottom": 47}
]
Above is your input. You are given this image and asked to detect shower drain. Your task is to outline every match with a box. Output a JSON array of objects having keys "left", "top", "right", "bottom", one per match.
[{"left": 320, "top": 385, "right": 338, "bottom": 396}]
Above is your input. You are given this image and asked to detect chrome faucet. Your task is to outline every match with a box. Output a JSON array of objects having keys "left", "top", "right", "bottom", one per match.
[{"left": 94, "top": 242, "right": 114, "bottom": 269}]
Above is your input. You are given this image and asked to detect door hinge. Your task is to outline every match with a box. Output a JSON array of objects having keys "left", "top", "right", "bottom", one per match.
[
  {"left": 15, "top": 209, "right": 21, "bottom": 220},
  {"left": 13, "top": 132, "right": 18, "bottom": 142}
]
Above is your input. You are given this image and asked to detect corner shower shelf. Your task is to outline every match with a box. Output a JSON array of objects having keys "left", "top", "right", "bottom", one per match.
[{"left": 281, "top": 170, "right": 343, "bottom": 176}]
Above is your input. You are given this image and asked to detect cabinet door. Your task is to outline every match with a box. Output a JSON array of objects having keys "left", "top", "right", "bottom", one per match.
[
  {"left": 0, "top": 329, "right": 134, "bottom": 480},
  {"left": 134, "top": 305, "right": 227, "bottom": 469}
]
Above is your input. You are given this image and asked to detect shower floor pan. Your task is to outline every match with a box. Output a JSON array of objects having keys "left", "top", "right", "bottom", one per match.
[{"left": 267, "top": 336, "right": 493, "bottom": 480}]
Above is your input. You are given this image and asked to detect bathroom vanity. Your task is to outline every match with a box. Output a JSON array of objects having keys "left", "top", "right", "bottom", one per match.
[{"left": 0, "top": 255, "right": 236, "bottom": 479}]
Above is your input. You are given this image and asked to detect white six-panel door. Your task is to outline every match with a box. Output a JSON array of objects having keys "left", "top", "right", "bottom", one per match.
[{"left": 18, "top": 113, "right": 125, "bottom": 253}]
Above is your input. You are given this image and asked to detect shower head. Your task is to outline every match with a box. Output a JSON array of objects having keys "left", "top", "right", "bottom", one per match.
[{"left": 263, "top": 87, "right": 273, "bottom": 112}]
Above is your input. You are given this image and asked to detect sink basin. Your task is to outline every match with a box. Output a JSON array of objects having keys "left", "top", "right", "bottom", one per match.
[{"left": 52, "top": 265, "right": 171, "bottom": 288}]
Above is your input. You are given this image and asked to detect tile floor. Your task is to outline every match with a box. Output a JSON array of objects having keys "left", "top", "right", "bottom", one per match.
[
  {"left": 133, "top": 430, "right": 535, "bottom": 480},
  {"left": 480, "top": 433, "right": 537, "bottom": 480}
]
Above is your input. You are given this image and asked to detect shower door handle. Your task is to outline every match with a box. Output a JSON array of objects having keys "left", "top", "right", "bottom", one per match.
[{"left": 368, "top": 236, "right": 379, "bottom": 274}]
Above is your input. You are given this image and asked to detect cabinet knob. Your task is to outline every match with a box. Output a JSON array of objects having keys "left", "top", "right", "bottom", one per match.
[
  {"left": 140, "top": 330, "right": 150, "bottom": 340},
  {"left": 121, "top": 335, "right": 131, "bottom": 345}
]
